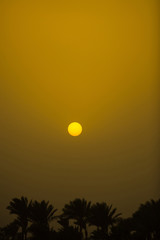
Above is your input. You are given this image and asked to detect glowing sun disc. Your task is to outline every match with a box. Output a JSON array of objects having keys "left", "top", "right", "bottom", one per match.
[{"left": 68, "top": 122, "right": 82, "bottom": 136}]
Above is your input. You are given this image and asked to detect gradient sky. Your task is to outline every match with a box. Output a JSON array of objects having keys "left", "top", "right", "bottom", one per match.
[{"left": 0, "top": 0, "right": 159, "bottom": 227}]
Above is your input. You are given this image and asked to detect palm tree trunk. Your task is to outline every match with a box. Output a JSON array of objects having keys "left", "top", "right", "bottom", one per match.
[
  {"left": 147, "top": 234, "right": 152, "bottom": 240},
  {"left": 80, "top": 225, "right": 83, "bottom": 240},
  {"left": 24, "top": 231, "right": 27, "bottom": 240},
  {"left": 21, "top": 232, "right": 24, "bottom": 240},
  {"left": 84, "top": 227, "right": 88, "bottom": 240},
  {"left": 106, "top": 225, "right": 109, "bottom": 238},
  {"left": 21, "top": 226, "right": 27, "bottom": 240}
]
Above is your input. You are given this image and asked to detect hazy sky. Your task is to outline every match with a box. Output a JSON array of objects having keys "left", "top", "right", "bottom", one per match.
[{"left": 0, "top": 0, "right": 159, "bottom": 227}]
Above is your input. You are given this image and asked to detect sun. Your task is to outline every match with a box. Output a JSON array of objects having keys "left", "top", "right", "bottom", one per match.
[{"left": 68, "top": 122, "right": 82, "bottom": 136}]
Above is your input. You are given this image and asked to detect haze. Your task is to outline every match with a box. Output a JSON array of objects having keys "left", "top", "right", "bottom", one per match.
[{"left": 0, "top": 0, "right": 159, "bottom": 226}]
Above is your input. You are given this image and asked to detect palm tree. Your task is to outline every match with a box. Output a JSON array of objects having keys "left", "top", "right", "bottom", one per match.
[
  {"left": 89, "top": 202, "right": 121, "bottom": 239},
  {"left": 58, "top": 214, "right": 70, "bottom": 229},
  {"left": 6, "top": 197, "right": 32, "bottom": 240},
  {"left": 62, "top": 198, "right": 91, "bottom": 240},
  {"left": 1, "top": 220, "right": 19, "bottom": 240},
  {"left": 57, "top": 214, "right": 82, "bottom": 240},
  {"left": 110, "top": 217, "right": 133, "bottom": 240},
  {"left": 29, "top": 200, "right": 57, "bottom": 240},
  {"left": 132, "top": 199, "right": 160, "bottom": 240},
  {"left": 0, "top": 228, "right": 4, "bottom": 240}
]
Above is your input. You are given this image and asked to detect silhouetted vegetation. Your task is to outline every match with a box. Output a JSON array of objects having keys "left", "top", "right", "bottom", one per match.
[{"left": 0, "top": 197, "right": 160, "bottom": 240}]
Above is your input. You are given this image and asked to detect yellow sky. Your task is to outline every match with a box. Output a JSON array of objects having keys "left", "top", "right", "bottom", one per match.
[{"left": 0, "top": 0, "right": 159, "bottom": 226}]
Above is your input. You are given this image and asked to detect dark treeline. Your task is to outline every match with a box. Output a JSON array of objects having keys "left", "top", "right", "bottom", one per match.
[{"left": 0, "top": 197, "right": 160, "bottom": 240}]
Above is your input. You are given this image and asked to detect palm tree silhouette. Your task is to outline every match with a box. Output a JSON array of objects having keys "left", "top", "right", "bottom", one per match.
[
  {"left": 62, "top": 198, "right": 91, "bottom": 240},
  {"left": 6, "top": 197, "right": 32, "bottom": 240},
  {"left": 58, "top": 214, "right": 70, "bottom": 229},
  {"left": 89, "top": 202, "right": 121, "bottom": 239},
  {"left": 57, "top": 214, "right": 82, "bottom": 240},
  {"left": 110, "top": 217, "right": 133, "bottom": 240},
  {"left": 1, "top": 220, "right": 19, "bottom": 240},
  {"left": 132, "top": 199, "right": 160, "bottom": 239},
  {"left": 28, "top": 200, "right": 57, "bottom": 240},
  {"left": 4, "top": 196, "right": 160, "bottom": 239}
]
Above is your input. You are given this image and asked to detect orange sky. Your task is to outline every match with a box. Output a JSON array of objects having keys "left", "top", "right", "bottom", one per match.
[{"left": 0, "top": 0, "right": 159, "bottom": 226}]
